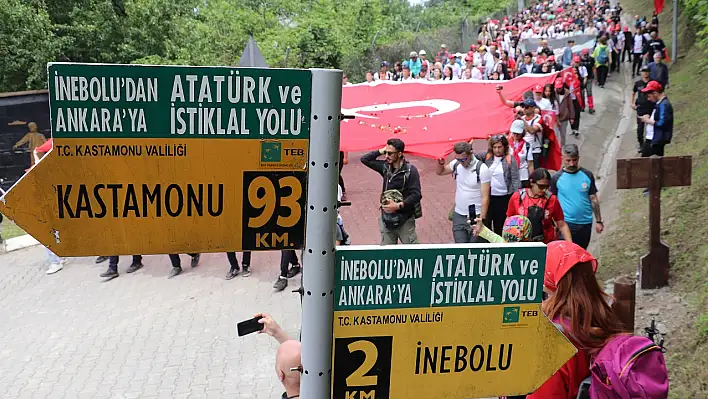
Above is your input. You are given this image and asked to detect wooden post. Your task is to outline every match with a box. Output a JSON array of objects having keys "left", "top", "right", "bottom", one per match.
[
  {"left": 641, "top": 157, "right": 670, "bottom": 288},
  {"left": 612, "top": 276, "right": 636, "bottom": 332},
  {"left": 616, "top": 155, "right": 692, "bottom": 289}
]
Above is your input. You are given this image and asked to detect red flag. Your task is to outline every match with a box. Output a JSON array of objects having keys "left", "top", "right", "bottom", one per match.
[
  {"left": 341, "top": 74, "right": 560, "bottom": 159},
  {"left": 539, "top": 111, "right": 562, "bottom": 171},
  {"left": 561, "top": 69, "right": 584, "bottom": 110},
  {"left": 655, "top": 0, "right": 665, "bottom": 14}
]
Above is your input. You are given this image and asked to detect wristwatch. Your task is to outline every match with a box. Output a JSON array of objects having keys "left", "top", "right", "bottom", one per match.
[{"left": 597, "top": 220, "right": 604, "bottom": 224}]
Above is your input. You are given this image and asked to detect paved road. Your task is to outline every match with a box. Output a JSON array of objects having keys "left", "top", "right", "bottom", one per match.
[{"left": 0, "top": 73, "right": 623, "bottom": 399}]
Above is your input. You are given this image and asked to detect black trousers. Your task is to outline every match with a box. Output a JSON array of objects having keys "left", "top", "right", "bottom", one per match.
[
  {"left": 227, "top": 251, "right": 251, "bottom": 268},
  {"left": 109, "top": 255, "right": 142, "bottom": 268},
  {"left": 622, "top": 46, "right": 632, "bottom": 62},
  {"left": 485, "top": 194, "right": 512, "bottom": 236},
  {"left": 611, "top": 51, "right": 620, "bottom": 72},
  {"left": 338, "top": 151, "right": 346, "bottom": 192},
  {"left": 642, "top": 141, "right": 665, "bottom": 157},
  {"left": 168, "top": 253, "right": 198, "bottom": 268},
  {"left": 571, "top": 99, "right": 581, "bottom": 130},
  {"left": 632, "top": 53, "right": 643, "bottom": 75},
  {"left": 596, "top": 65, "right": 609, "bottom": 86},
  {"left": 636, "top": 117, "right": 646, "bottom": 146},
  {"left": 567, "top": 222, "right": 593, "bottom": 249},
  {"left": 280, "top": 250, "right": 299, "bottom": 277}
]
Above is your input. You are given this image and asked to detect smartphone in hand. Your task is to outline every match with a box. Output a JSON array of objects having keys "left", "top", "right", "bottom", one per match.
[
  {"left": 237, "top": 316, "right": 264, "bottom": 336},
  {"left": 468, "top": 204, "right": 477, "bottom": 220}
]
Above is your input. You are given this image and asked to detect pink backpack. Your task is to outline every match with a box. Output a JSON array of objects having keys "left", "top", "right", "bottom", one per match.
[{"left": 589, "top": 334, "right": 669, "bottom": 399}]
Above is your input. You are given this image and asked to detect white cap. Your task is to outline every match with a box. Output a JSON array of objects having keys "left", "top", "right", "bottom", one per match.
[
  {"left": 510, "top": 120, "right": 525, "bottom": 134},
  {"left": 410, "top": 51, "right": 418, "bottom": 57},
  {"left": 419, "top": 50, "right": 427, "bottom": 55}
]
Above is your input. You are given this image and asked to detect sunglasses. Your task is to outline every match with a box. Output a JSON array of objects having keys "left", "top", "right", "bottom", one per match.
[
  {"left": 384, "top": 151, "right": 399, "bottom": 156},
  {"left": 492, "top": 134, "right": 505, "bottom": 140},
  {"left": 535, "top": 183, "right": 550, "bottom": 190}
]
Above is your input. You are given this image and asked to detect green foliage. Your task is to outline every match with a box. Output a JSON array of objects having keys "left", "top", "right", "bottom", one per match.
[
  {"left": 0, "top": 0, "right": 60, "bottom": 91},
  {"left": 0, "top": 0, "right": 511, "bottom": 92},
  {"left": 684, "top": 0, "right": 708, "bottom": 58}
]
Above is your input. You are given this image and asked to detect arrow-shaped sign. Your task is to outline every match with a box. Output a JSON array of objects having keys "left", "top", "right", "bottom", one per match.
[
  {"left": 332, "top": 243, "right": 577, "bottom": 398},
  {"left": 0, "top": 63, "right": 313, "bottom": 256}
]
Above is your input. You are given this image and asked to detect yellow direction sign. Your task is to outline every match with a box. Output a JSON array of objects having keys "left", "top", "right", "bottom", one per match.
[
  {"left": 332, "top": 243, "right": 577, "bottom": 399},
  {"left": 0, "top": 63, "right": 311, "bottom": 256}
]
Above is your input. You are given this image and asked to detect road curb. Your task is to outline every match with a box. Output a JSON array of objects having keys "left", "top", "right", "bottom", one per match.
[{"left": 0, "top": 234, "right": 40, "bottom": 254}]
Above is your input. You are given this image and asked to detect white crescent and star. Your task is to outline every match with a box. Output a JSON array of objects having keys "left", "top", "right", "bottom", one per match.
[{"left": 341, "top": 99, "right": 461, "bottom": 121}]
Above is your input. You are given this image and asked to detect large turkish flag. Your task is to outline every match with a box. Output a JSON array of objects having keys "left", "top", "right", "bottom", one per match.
[{"left": 341, "top": 72, "right": 561, "bottom": 159}]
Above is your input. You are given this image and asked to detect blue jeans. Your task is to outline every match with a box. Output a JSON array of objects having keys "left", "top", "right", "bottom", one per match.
[{"left": 46, "top": 247, "right": 61, "bottom": 264}]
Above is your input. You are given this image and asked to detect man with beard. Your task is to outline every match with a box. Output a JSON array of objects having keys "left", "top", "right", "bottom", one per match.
[
  {"left": 361, "top": 138, "right": 422, "bottom": 245},
  {"left": 550, "top": 144, "right": 604, "bottom": 249}
]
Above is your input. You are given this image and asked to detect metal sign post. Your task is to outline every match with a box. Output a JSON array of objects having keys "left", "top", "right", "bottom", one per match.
[
  {"left": 671, "top": 0, "right": 678, "bottom": 63},
  {"left": 300, "top": 69, "right": 343, "bottom": 398}
]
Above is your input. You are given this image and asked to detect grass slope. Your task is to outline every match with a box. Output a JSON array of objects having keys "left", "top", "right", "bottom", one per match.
[
  {"left": 0, "top": 217, "right": 25, "bottom": 241},
  {"left": 596, "top": 1, "right": 708, "bottom": 397}
]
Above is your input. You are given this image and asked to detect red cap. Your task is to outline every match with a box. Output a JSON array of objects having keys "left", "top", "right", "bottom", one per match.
[
  {"left": 544, "top": 241, "right": 598, "bottom": 292},
  {"left": 554, "top": 78, "right": 564, "bottom": 88},
  {"left": 623, "top": 26, "right": 629, "bottom": 32},
  {"left": 581, "top": 48, "right": 590, "bottom": 55},
  {"left": 533, "top": 84, "right": 544, "bottom": 93},
  {"left": 641, "top": 80, "right": 663, "bottom": 92},
  {"left": 470, "top": 44, "right": 476, "bottom": 50},
  {"left": 449, "top": 54, "right": 456, "bottom": 59},
  {"left": 465, "top": 55, "right": 473, "bottom": 62},
  {"left": 467, "top": 50, "right": 475, "bottom": 56},
  {"left": 573, "top": 55, "right": 581, "bottom": 63}
]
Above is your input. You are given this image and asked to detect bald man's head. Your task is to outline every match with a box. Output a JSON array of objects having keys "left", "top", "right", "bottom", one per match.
[{"left": 276, "top": 340, "right": 302, "bottom": 395}]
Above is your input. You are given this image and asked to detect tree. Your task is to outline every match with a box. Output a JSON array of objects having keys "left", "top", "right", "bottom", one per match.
[
  {"left": 0, "top": 0, "right": 60, "bottom": 91},
  {"left": 0, "top": 0, "right": 513, "bottom": 91}
]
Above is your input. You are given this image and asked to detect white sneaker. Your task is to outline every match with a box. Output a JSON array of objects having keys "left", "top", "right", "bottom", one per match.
[{"left": 46, "top": 259, "right": 65, "bottom": 275}]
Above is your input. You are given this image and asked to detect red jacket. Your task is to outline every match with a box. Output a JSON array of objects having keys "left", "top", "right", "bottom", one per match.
[{"left": 527, "top": 346, "right": 591, "bottom": 398}]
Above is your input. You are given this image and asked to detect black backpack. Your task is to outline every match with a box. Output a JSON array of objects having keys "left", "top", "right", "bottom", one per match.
[
  {"left": 519, "top": 189, "right": 551, "bottom": 242},
  {"left": 450, "top": 157, "right": 484, "bottom": 183}
]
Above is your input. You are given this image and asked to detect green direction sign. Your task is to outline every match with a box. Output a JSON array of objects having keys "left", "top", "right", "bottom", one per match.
[
  {"left": 335, "top": 243, "right": 546, "bottom": 311},
  {"left": 48, "top": 63, "right": 312, "bottom": 139},
  {"left": 332, "top": 243, "right": 577, "bottom": 399},
  {"left": 0, "top": 63, "right": 313, "bottom": 256}
]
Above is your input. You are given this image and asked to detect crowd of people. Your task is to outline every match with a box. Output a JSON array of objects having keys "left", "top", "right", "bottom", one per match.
[
  {"left": 342, "top": 0, "right": 667, "bottom": 86},
  {"left": 16, "top": 1, "right": 677, "bottom": 398},
  {"left": 260, "top": 0, "right": 673, "bottom": 398}
]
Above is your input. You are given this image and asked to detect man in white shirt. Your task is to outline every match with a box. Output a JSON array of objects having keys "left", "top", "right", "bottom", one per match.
[
  {"left": 521, "top": 98, "right": 545, "bottom": 169},
  {"left": 398, "top": 64, "right": 414, "bottom": 81},
  {"left": 436, "top": 141, "right": 491, "bottom": 243},
  {"left": 509, "top": 120, "right": 535, "bottom": 187}
]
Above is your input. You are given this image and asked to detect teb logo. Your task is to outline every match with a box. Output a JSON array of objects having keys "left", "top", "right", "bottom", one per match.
[
  {"left": 261, "top": 142, "right": 282, "bottom": 162},
  {"left": 502, "top": 306, "right": 520, "bottom": 324}
]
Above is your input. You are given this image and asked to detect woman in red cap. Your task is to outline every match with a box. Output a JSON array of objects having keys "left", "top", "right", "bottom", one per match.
[{"left": 526, "top": 241, "right": 626, "bottom": 399}]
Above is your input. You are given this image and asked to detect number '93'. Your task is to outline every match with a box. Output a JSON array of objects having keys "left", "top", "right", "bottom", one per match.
[{"left": 247, "top": 176, "right": 302, "bottom": 228}]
